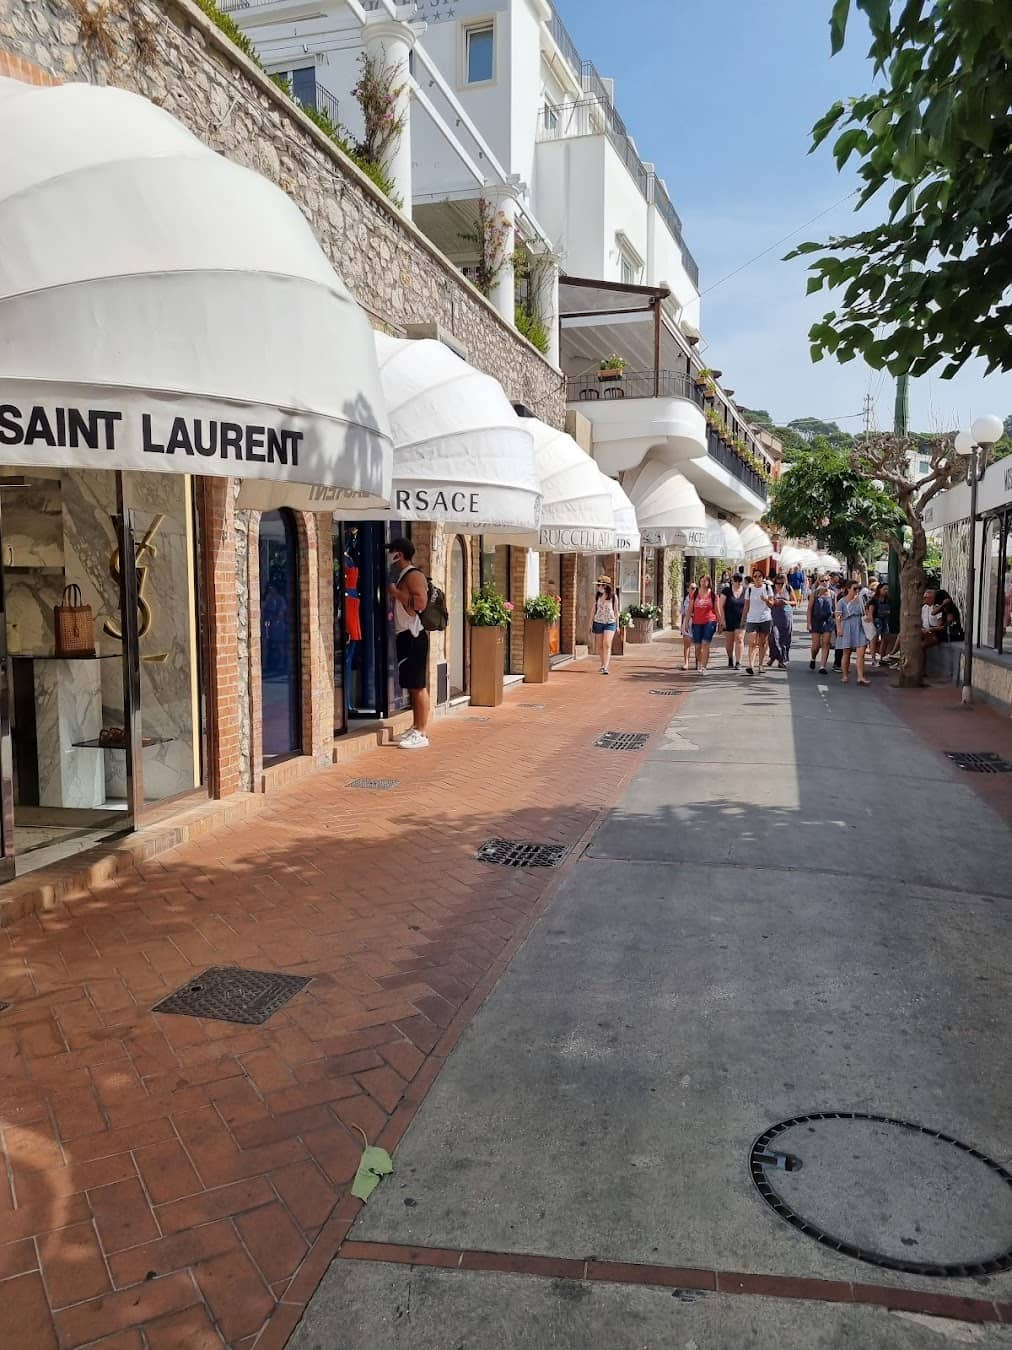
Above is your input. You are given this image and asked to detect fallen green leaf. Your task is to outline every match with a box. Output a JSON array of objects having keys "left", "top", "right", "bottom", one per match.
[{"left": 351, "top": 1145, "right": 394, "bottom": 1202}]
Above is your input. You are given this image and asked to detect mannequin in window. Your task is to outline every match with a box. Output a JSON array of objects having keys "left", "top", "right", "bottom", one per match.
[{"left": 344, "top": 527, "right": 363, "bottom": 711}]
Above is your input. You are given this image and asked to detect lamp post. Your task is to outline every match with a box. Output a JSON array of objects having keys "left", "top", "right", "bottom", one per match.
[{"left": 954, "top": 414, "right": 1004, "bottom": 707}]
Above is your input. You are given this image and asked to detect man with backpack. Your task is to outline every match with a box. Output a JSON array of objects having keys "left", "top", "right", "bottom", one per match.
[{"left": 386, "top": 537, "right": 434, "bottom": 749}]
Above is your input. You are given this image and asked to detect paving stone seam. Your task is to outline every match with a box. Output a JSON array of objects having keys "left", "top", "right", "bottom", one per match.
[{"left": 334, "top": 1240, "right": 1012, "bottom": 1326}]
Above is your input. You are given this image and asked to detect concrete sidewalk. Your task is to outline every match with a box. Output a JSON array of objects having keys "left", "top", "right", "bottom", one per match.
[{"left": 293, "top": 658, "right": 1012, "bottom": 1348}]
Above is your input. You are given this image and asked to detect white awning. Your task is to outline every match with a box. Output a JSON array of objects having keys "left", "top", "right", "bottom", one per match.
[
  {"left": 621, "top": 457, "right": 706, "bottom": 550},
  {"left": 241, "top": 335, "right": 541, "bottom": 533},
  {"left": 500, "top": 421, "right": 615, "bottom": 552},
  {"left": 781, "top": 545, "right": 821, "bottom": 569},
  {"left": 606, "top": 477, "right": 641, "bottom": 554},
  {"left": 0, "top": 79, "right": 391, "bottom": 500},
  {"left": 719, "top": 520, "right": 745, "bottom": 560},
  {"left": 684, "top": 513, "right": 728, "bottom": 558},
  {"left": 817, "top": 552, "right": 842, "bottom": 571},
  {"left": 740, "top": 522, "right": 773, "bottom": 561}
]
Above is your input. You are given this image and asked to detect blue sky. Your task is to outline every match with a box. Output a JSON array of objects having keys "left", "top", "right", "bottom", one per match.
[{"left": 559, "top": 0, "right": 1011, "bottom": 434}]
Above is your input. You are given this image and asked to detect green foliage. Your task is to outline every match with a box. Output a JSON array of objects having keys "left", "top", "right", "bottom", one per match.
[
  {"left": 515, "top": 303, "right": 550, "bottom": 354},
  {"left": 628, "top": 603, "right": 662, "bottom": 622},
  {"left": 194, "top": 0, "right": 266, "bottom": 69},
  {"left": 618, "top": 608, "right": 633, "bottom": 629},
  {"left": 599, "top": 354, "right": 628, "bottom": 371},
  {"left": 523, "top": 593, "right": 562, "bottom": 622},
  {"left": 767, "top": 437, "right": 902, "bottom": 562},
  {"left": 467, "top": 584, "right": 513, "bottom": 627},
  {"left": 790, "top": 1, "right": 1012, "bottom": 378}
]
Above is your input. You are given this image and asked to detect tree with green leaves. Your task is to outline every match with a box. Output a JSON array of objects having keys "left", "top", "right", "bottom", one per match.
[
  {"left": 790, "top": 0, "right": 1012, "bottom": 379},
  {"left": 766, "top": 438, "right": 901, "bottom": 571}
]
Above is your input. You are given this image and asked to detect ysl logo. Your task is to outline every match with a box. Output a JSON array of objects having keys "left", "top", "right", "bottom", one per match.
[{"left": 105, "top": 514, "right": 165, "bottom": 641}]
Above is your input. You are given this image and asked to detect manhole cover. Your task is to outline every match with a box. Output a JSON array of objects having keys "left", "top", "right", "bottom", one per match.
[
  {"left": 595, "top": 731, "right": 649, "bottom": 751},
  {"left": 152, "top": 967, "right": 311, "bottom": 1026},
  {"left": 476, "top": 839, "right": 568, "bottom": 868},
  {"left": 347, "top": 778, "right": 399, "bottom": 790},
  {"left": 945, "top": 751, "right": 1012, "bottom": 773},
  {"left": 751, "top": 1112, "right": 1012, "bottom": 1277}
]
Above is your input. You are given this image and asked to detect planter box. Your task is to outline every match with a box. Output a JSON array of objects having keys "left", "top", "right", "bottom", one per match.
[
  {"left": 626, "top": 618, "right": 655, "bottom": 644},
  {"left": 522, "top": 618, "right": 550, "bottom": 684},
  {"left": 597, "top": 370, "right": 624, "bottom": 382},
  {"left": 613, "top": 628, "right": 626, "bottom": 656},
  {"left": 470, "top": 625, "right": 505, "bottom": 707}
]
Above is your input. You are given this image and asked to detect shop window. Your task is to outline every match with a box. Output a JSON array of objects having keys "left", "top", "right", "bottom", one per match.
[
  {"left": 979, "top": 517, "right": 1001, "bottom": 650},
  {"left": 1003, "top": 517, "right": 1012, "bottom": 653},
  {"left": 259, "top": 510, "right": 301, "bottom": 760},
  {"left": 465, "top": 23, "right": 494, "bottom": 84}
]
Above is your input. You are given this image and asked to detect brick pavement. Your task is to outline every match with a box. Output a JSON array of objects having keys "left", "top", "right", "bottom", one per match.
[{"left": 0, "top": 645, "right": 691, "bottom": 1349}]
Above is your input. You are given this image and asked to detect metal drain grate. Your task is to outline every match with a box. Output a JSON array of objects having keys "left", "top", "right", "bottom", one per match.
[
  {"left": 476, "top": 838, "right": 568, "bottom": 868},
  {"left": 0, "top": 1001, "right": 10, "bottom": 1014},
  {"left": 649, "top": 689, "right": 680, "bottom": 696},
  {"left": 750, "top": 1111, "right": 1012, "bottom": 1278},
  {"left": 595, "top": 731, "right": 649, "bottom": 751},
  {"left": 347, "top": 778, "right": 399, "bottom": 790},
  {"left": 518, "top": 703, "right": 545, "bottom": 709},
  {"left": 945, "top": 751, "right": 1012, "bottom": 773},
  {"left": 466, "top": 716, "right": 491, "bottom": 723},
  {"left": 152, "top": 967, "right": 311, "bottom": 1026}
]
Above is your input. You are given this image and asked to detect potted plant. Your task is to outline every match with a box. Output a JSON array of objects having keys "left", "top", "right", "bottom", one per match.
[
  {"left": 614, "top": 607, "right": 632, "bottom": 656},
  {"left": 522, "top": 593, "right": 561, "bottom": 683},
  {"left": 597, "top": 354, "right": 627, "bottom": 383},
  {"left": 626, "top": 602, "right": 662, "bottom": 643},
  {"left": 467, "top": 584, "right": 512, "bottom": 707},
  {"left": 693, "top": 366, "right": 716, "bottom": 396}
]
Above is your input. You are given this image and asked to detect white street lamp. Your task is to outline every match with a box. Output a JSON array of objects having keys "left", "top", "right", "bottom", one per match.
[{"left": 955, "top": 415, "right": 1003, "bottom": 707}]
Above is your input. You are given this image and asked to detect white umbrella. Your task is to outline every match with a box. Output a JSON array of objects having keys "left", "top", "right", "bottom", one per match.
[{"left": 0, "top": 78, "right": 391, "bottom": 499}]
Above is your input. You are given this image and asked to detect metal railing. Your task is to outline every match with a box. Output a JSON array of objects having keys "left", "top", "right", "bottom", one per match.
[
  {"left": 539, "top": 98, "right": 649, "bottom": 196},
  {"left": 549, "top": 5, "right": 584, "bottom": 79},
  {"left": 566, "top": 368, "right": 703, "bottom": 405},
  {"left": 308, "top": 82, "right": 341, "bottom": 127},
  {"left": 706, "top": 428, "right": 769, "bottom": 501}
]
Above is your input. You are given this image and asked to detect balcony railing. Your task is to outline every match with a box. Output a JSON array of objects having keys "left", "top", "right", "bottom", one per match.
[
  {"left": 549, "top": 5, "right": 584, "bottom": 79},
  {"left": 566, "top": 368, "right": 703, "bottom": 405},
  {"left": 304, "top": 82, "right": 341, "bottom": 127},
  {"left": 706, "top": 428, "right": 769, "bottom": 501}
]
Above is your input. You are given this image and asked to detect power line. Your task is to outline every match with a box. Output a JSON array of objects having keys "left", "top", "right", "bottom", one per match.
[{"left": 697, "top": 188, "right": 862, "bottom": 299}]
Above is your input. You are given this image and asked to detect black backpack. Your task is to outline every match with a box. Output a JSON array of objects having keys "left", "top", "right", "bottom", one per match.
[{"left": 406, "top": 567, "right": 449, "bottom": 632}]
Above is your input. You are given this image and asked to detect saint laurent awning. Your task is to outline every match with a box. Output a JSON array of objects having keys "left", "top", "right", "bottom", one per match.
[
  {"left": 242, "top": 335, "right": 541, "bottom": 531},
  {"left": 620, "top": 457, "right": 706, "bottom": 550},
  {"left": 740, "top": 522, "right": 774, "bottom": 561},
  {"left": 606, "top": 477, "right": 641, "bottom": 554},
  {"left": 500, "top": 421, "right": 615, "bottom": 553},
  {"left": 0, "top": 78, "right": 391, "bottom": 501}
]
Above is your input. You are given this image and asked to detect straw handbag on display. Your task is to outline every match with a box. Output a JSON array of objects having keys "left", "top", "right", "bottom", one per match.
[{"left": 54, "top": 583, "right": 96, "bottom": 657}]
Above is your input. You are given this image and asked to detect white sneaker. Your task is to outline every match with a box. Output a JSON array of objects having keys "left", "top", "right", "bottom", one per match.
[{"left": 398, "top": 730, "right": 429, "bottom": 750}]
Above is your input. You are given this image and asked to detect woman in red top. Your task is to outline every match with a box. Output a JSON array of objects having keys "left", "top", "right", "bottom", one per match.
[{"left": 690, "top": 575, "right": 720, "bottom": 673}]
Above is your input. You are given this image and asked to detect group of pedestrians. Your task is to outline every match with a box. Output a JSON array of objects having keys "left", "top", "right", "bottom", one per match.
[{"left": 676, "top": 565, "right": 911, "bottom": 688}]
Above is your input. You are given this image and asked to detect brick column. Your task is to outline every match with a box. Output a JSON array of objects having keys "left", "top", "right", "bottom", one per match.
[
  {"left": 198, "top": 478, "right": 241, "bottom": 799},
  {"left": 508, "top": 547, "right": 527, "bottom": 674},
  {"left": 561, "top": 555, "right": 578, "bottom": 653}
]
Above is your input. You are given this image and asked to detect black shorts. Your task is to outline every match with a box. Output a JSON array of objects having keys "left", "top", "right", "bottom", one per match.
[{"left": 396, "top": 628, "right": 429, "bottom": 691}]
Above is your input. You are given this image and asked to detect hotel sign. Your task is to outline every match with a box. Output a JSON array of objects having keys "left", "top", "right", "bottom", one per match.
[{"left": 640, "top": 527, "right": 707, "bottom": 549}]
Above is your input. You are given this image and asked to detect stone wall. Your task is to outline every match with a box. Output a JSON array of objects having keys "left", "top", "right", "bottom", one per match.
[{"left": 0, "top": 0, "right": 564, "bottom": 425}]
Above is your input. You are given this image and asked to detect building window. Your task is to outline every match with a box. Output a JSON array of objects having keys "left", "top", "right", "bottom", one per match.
[
  {"left": 543, "top": 101, "right": 559, "bottom": 132},
  {"left": 282, "top": 66, "right": 316, "bottom": 110},
  {"left": 465, "top": 23, "right": 494, "bottom": 84},
  {"left": 919, "top": 458, "right": 931, "bottom": 476}
]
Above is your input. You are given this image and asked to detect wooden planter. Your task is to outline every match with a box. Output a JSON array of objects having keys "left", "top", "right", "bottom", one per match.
[
  {"left": 470, "top": 625, "right": 505, "bottom": 707},
  {"left": 522, "top": 618, "right": 550, "bottom": 684},
  {"left": 613, "top": 628, "right": 626, "bottom": 656},
  {"left": 626, "top": 618, "right": 655, "bottom": 644},
  {"left": 597, "top": 369, "right": 624, "bottom": 382}
]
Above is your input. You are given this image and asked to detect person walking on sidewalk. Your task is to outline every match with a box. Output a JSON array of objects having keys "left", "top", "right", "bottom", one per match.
[
  {"left": 768, "top": 574, "right": 795, "bottom": 668},
  {"left": 593, "top": 575, "right": 618, "bottom": 675},
  {"left": 836, "top": 579, "right": 870, "bottom": 685},
  {"left": 386, "top": 537, "right": 431, "bottom": 748},
  {"left": 808, "top": 583, "right": 835, "bottom": 673},
  {"left": 719, "top": 572, "right": 747, "bottom": 669},
  {"left": 690, "top": 575, "right": 719, "bottom": 673},
  {"left": 743, "top": 567, "right": 774, "bottom": 676},
  {"left": 680, "top": 582, "right": 698, "bottom": 670}
]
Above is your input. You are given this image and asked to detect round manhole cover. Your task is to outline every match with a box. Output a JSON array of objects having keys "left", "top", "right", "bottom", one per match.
[{"left": 750, "top": 1112, "right": 1012, "bottom": 1277}]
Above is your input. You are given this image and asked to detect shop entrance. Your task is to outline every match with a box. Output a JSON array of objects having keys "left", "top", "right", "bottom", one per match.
[
  {"left": 543, "top": 553, "right": 563, "bottom": 657},
  {"left": 0, "top": 469, "right": 205, "bottom": 878},
  {"left": 334, "top": 521, "right": 412, "bottom": 724},
  {"left": 259, "top": 510, "right": 301, "bottom": 761},
  {"left": 449, "top": 535, "right": 467, "bottom": 697}
]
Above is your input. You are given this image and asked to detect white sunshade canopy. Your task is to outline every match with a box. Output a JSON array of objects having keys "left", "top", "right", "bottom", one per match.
[
  {"left": 500, "top": 421, "right": 615, "bottom": 552},
  {"left": 685, "top": 513, "right": 729, "bottom": 559},
  {"left": 606, "top": 476, "right": 641, "bottom": 554},
  {"left": 0, "top": 78, "right": 391, "bottom": 500},
  {"left": 817, "top": 552, "right": 842, "bottom": 571},
  {"left": 740, "top": 522, "right": 774, "bottom": 561},
  {"left": 621, "top": 457, "right": 706, "bottom": 550},
  {"left": 242, "top": 334, "right": 541, "bottom": 533},
  {"left": 719, "top": 519, "right": 745, "bottom": 560}
]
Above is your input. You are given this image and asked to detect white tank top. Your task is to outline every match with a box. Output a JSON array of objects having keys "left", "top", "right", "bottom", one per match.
[
  {"left": 745, "top": 582, "right": 772, "bottom": 623},
  {"left": 393, "top": 566, "right": 423, "bottom": 637}
]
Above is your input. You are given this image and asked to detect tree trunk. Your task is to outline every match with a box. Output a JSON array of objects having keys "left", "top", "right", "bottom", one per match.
[{"left": 896, "top": 553, "right": 927, "bottom": 687}]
